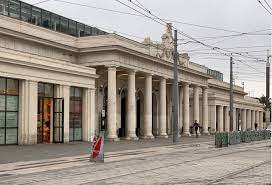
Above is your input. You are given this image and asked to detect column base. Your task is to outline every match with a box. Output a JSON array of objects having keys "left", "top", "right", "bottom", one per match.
[
  {"left": 141, "top": 135, "right": 155, "bottom": 139},
  {"left": 107, "top": 135, "right": 120, "bottom": 142},
  {"left": 156, "top": 134, "right": 168, "bottom": 139},
  {"left": 202, "top": 131, "right": 210, "bottom": 135},
  {"left": 182, "top": 132, "right": 191, "bottom": 137},
  {"left": 124, "top": 136, "right": 139, "bottom": 141}
]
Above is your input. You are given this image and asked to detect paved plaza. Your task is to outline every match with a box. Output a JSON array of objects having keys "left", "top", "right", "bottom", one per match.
[{"left": 0, "top": 136, "right": 271, "bottom": 185}]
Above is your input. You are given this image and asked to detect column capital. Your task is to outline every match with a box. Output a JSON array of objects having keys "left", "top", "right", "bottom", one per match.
[
  {"left": 106, "top": 65, "right": 118, "bottom": 69},
  {"left": 128, "top": 69, "right": 137, "bottom": 74},
  {"left": 181, "top": 81, "right": 189, "bottom": 86}
]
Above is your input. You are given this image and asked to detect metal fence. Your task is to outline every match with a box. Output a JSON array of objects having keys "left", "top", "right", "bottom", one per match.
[{"left": 215, "top": 130, "right": 271, "bottom": 147}]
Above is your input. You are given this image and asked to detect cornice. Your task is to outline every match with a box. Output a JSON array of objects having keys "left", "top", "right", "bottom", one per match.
[{"left": 79, "top": 45, "right": 212, "bottom": 80}]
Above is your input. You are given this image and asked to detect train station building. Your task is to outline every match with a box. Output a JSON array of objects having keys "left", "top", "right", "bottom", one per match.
[{"left": 0, "top": 0, "right": 266, "bottom": 145}]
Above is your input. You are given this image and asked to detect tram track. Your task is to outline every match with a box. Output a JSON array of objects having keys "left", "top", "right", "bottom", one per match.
[
  {"left": 0, "top": 141, "right": 269, "bottom": 180},
  {"left": 78, "top": 143, "right": 270, "bottom": 184}
]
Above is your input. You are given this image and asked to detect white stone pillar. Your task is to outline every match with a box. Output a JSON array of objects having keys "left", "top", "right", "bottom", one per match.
[
  {"left": 158, "top": 77, "right": 168, "bottom": 138},
  {"left": 179, "top": 85, "right": 183, "bottom": 135},
  {"left": 193, "top": 85, "right": 200, "bottom": 123},
  {"left": 218, "top": 105, "right": 224, "bottom": 132},
  {"left": 246, "top": 109, "right": 251, "bottom": 130},
  {"left": 251, "top": 110, "right": 255, "bottom": 130},
  {"left": 202, "top": 87, "right": 209, "bottom": 135},
  {"left": 107, "top": 67, "right": 118, "bottom": 141},
  {"left": 182, "top": 82, "right": 190, "bottom": 136},
  {"left": 143, "top": 74, "right": 154, "bottom": 139},
  {"left": 18, "top": 80, "right": 38, "bottom": 145},
  {"left": 224, "top": 106, "right": 230, "bottom": 132},
  {"left": 255, "top": 111, "right": 259, "bottom": 130},
  {"left": 259, "top": 111, "right": 264, "bottom": 129},
  {"left": 210, "top": 105, "right": 217, "bottom": 133},
  {"left": 241, "top": 109, "right": 247, "bottom": 131},
  {"left": 126, "top": 70, "right": 138, "bottom": 140},
  {"left": 233, "top": 108, "right": 237, "bottom": 131},
  {"left": 82, "top": 88, "right": 95, "bottom": 142},
  {"left": 62, "top": 85, "right": 70, "bottom": 143}
]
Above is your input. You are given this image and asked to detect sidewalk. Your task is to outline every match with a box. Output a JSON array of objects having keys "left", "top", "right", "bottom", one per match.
[{"left": 0, "top": 135, "right": 214, "bottom": 164}]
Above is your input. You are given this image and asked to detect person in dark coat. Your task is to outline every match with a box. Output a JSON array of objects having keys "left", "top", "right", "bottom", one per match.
[
  {"left": 254, "top": 123, "right": 258, "bottom": 130},
  {"left": 193, "top": 120, "right": 199, "bottom": 138}
]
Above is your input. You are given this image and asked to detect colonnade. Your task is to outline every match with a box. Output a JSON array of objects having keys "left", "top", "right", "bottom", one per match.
[
  {"left": 106, "top": 66, "right": 209, "bottom": 140},
  {"left": 209, "top": 105, "right": 264, "bottom": 133}
]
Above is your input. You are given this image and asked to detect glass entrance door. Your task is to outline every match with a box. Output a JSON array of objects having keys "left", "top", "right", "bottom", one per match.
[
  {"left": 37, "top": 97, "right": 52, "bottom": 143},
  {"left": 53, "top": 98, "right": 64, "bottom": 143}
]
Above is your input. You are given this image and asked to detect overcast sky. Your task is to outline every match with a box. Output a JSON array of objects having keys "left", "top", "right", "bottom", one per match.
[{"left": 25, "top": 0, "right": 272, "bottom": 98}]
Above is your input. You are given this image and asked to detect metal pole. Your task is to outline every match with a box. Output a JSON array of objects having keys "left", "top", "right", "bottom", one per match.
[
  {"left": 266, "top": 50, "right": 271, "bottom": 128},
  {"left": 173, "top": 29, "right": 179, "bottom": 143},
  {"left": 230, "top": 56, "right": 234, "bottom": 132}
]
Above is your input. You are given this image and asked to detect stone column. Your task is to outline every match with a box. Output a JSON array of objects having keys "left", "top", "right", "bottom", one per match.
[
  {"left": 210, "top": 105, "right": 217, "bottom": 133},
  {"left": 143, "top": 74, "right": 154, "bottom": 139},
  {"left": 233, "top": 108, "right": 237, "bottom": 131},
  {"left": 158, "top": 77, "right": 168, "bottom": 138},
  {"left": 202, "top": 87, "right": 209, "bottom": 135},
  {"left": 246, "top": 109, "right": 251, "bottom": 130},
  {"left": 62, "top": 85, "right": 70, "bottom": 143},
  {"left": 107, "top": 67, "right": 118, "bottom": 141},
  {"left": 218, "top": 105, "right": 224, "bottom": 132},
  {"left": 224, "top": 106, "right": 230, "bottom": 132},
  {"left": 255, "top": 111, "right": 259, "bottom": 130},
  {"left": 259, "top": 111, "right": 264, "bottom": 129},
  {"left": 179, "top": 85, "right": 183, "bottom": 135},
  {"left": 251, "top": 110, "right": 255, "bottom": 130},
  {"left": 126, "top": 70, "right": 138, "bottom": 140},
  {"left": 82, "top": 88, "right": 95, "bottom": 142},
  {"left": 241, "top": 109, "right": 247, "bottom": 131},
  {"left": 18, "top": 80, "right": 38, "bottom": 145},
  {"left": 182, "top": 82, "right": 190, "bottom": 136},
  {"left": 193, "top": 85, "right": 200, "bottom": 123}
]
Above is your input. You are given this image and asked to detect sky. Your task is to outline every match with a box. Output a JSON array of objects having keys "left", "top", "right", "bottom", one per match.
[{"left": 25, "top": 0, "right": 272, "bottom": 98}]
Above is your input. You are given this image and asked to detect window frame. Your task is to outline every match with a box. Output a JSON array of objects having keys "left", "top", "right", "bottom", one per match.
[{"left": 0, "top": 77, "right": 19, "bottom": 145}]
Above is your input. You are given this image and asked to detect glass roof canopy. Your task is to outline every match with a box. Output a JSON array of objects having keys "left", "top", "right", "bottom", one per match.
[{"left": 0, "top": 0, "right": 108, "bottom": 37}]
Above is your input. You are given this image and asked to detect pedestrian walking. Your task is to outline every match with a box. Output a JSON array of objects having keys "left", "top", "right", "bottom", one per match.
[
  {"left": 193, "top": 120, "right": 199, "bottom": 138},
  {"left": 254, "top": 123, "right": 258, "bottom": 130}
]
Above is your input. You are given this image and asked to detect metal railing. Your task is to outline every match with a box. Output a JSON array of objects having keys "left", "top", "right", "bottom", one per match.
[{"left": 215, "top": 130, "right": 271, "bottom": 147}]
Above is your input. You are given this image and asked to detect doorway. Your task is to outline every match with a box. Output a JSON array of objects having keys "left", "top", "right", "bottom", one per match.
[
  {"left": 37, "top": 97, "right": 52, "bottom": 143},
  {"left": 119, "top": 90, "right": 126, "bottom": 138}
]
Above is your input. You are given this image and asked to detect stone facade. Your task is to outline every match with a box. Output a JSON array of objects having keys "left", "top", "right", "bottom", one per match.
[{"left": 0, "top": 14, "right": 265, "bottom": 145}]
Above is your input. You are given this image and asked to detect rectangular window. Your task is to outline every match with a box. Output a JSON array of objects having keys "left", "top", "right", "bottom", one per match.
[
  {"left": 42, "top": 10, "right": 50, "bottom": 28},
  {"left": 0, "top": 0, "right": 8, "bottom": 15},
  {"left": 21, "top": 2, "right": 31, "bottom": 22},
  {"left": 85, "top": 26, "right": 92, "bottom": 36},
  {"left": 0, "top": 77, "right": 19, "bottom": 145},
  {"left": 77, "top": 23, "right": 84, "bottom": 37},
  {"left": 51, "top": 13, "right": 60, "bottom": 31},
  {"left": 60, "top": 16, "right": 69, "bottom": 34},
  {"left": 69, "top": 20, "right": 77, "bottom": 37},
  {"left": 9, "top": 0, "right": 20, "bottom": 19},
  {"left": 31, "top": 6, "right": 41, "bottom": 26},
  {"left": 69, "top": 87, "right": 82, "bottom": 141}
]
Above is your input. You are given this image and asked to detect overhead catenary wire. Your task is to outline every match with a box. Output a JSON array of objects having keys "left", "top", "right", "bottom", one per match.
[
  {"left": 264, "top": 0, "right": 272, "bottom": 10},
  {"left": 35, "top": 0, "right": 272, "bottom": 35},
  {"left": 257, "top": 0, "right": 272, "bottom": 15}
]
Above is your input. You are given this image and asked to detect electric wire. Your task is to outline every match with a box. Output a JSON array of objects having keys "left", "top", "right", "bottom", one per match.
[
  {"left": 264, "top": 0, "right": 272, "bottom": 10},
  {"left": 120, "top": 0, "right": 267, "bottom": 68},
  {"left": 257, "top": 0, "right": 272, "bottom": 15}
]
